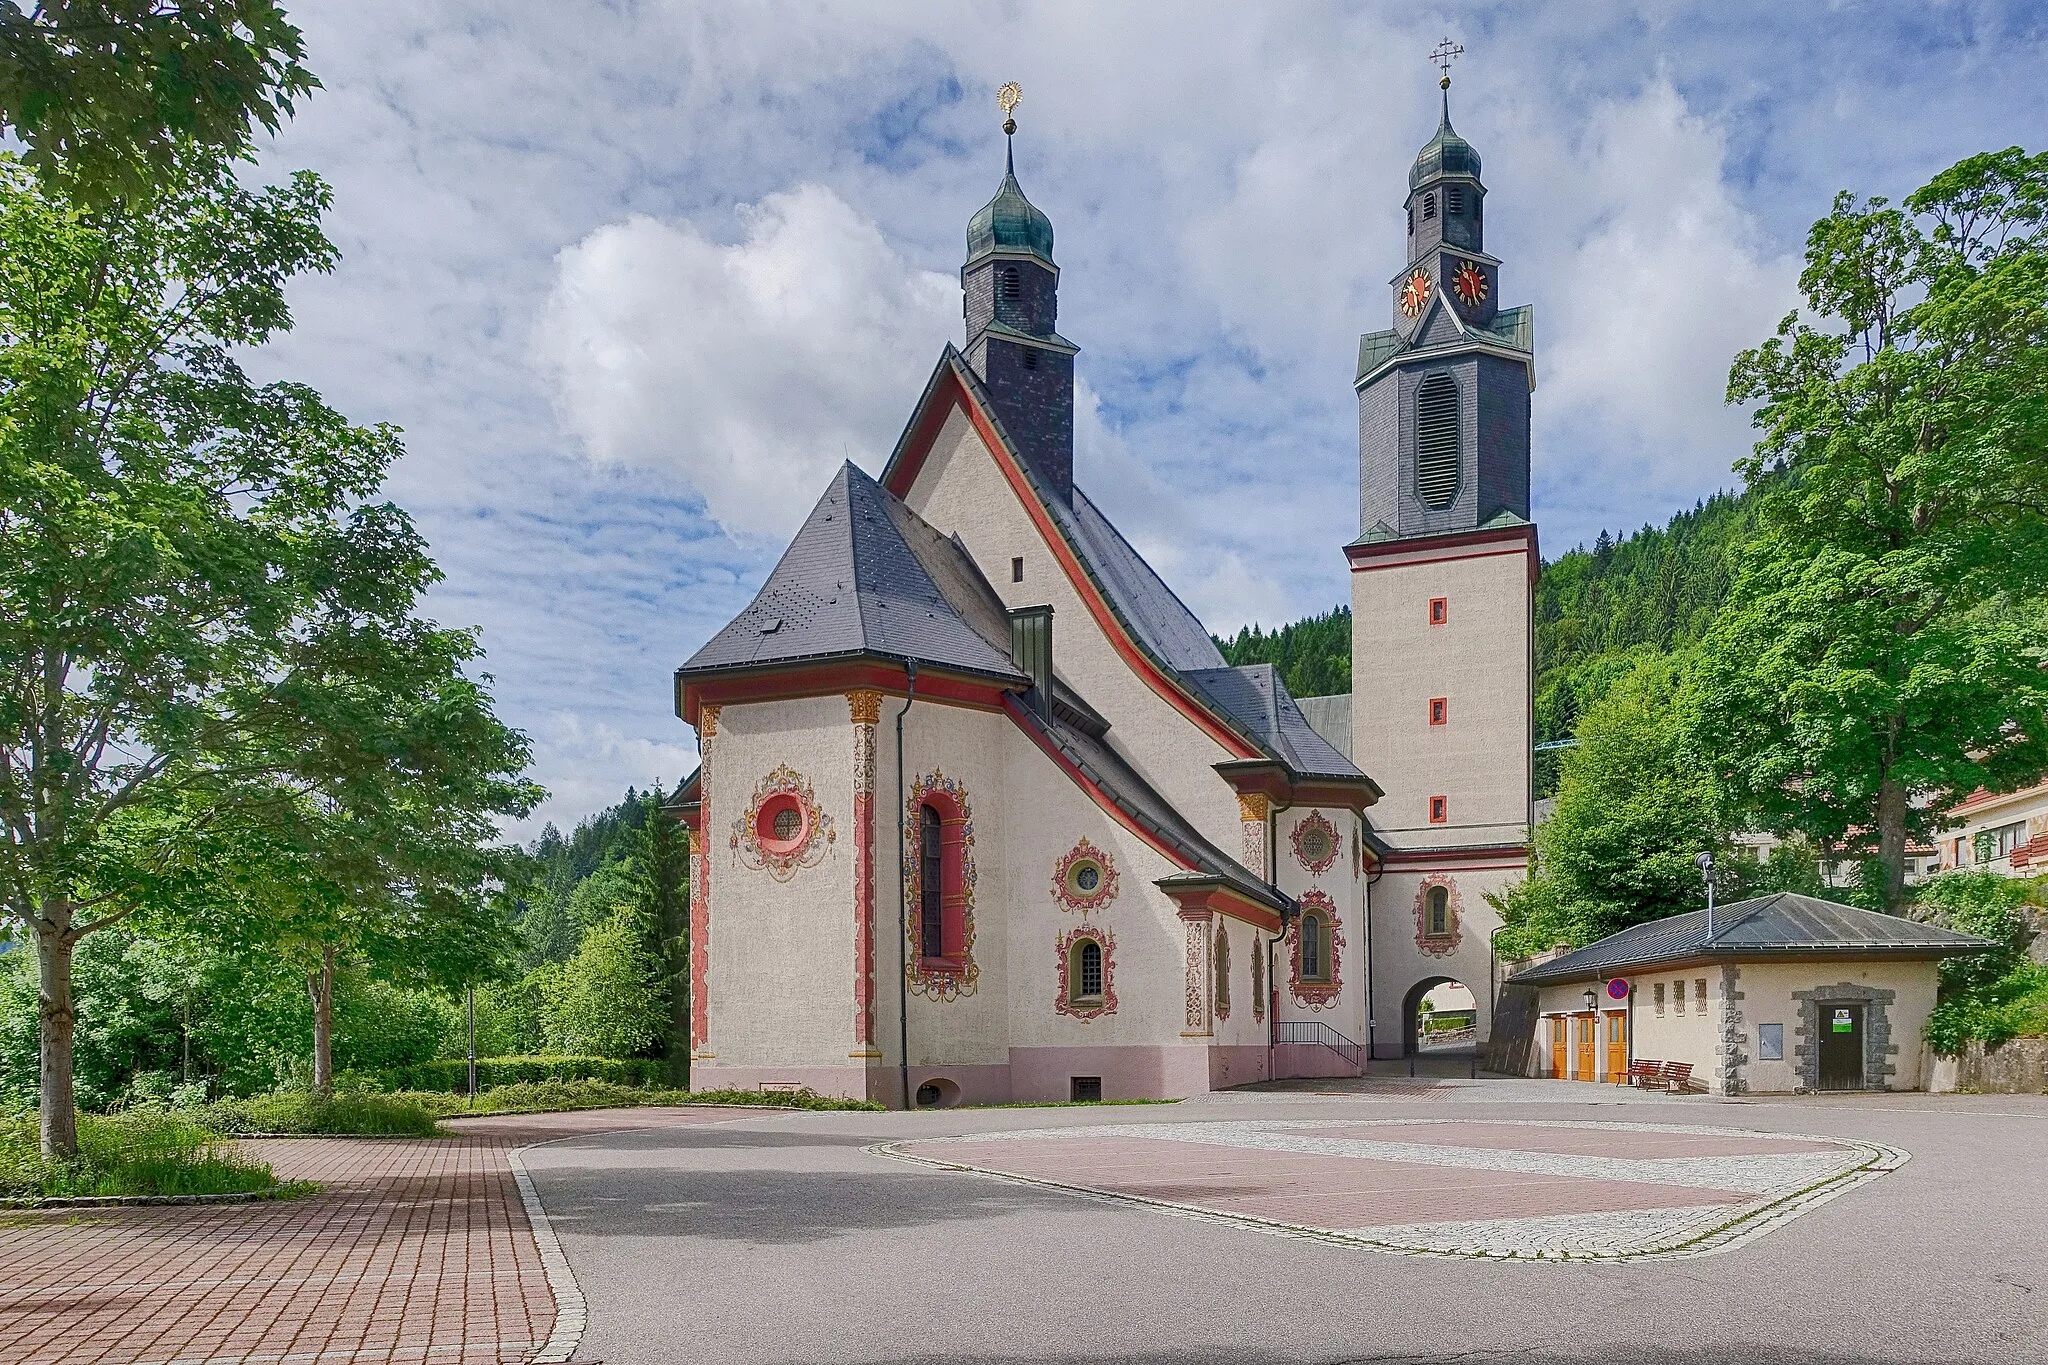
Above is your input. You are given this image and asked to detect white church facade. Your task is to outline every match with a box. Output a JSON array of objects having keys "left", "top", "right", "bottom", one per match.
[{"left": 673, "top": 81, "right": 1535, "bottom": 1106}]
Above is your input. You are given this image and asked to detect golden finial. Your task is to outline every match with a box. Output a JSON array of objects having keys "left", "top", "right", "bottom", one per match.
[
  {"left": 997, "top": 81, "right": 1022, "bottom": 136},
  {"left": 1430, "top": 35, "right": 1463, "bottom": 90}
]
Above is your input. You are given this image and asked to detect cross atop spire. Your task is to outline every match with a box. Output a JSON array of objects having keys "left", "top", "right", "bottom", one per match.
[{"left": 1429, "top": 36, "right": 1463, "bottom": 89}]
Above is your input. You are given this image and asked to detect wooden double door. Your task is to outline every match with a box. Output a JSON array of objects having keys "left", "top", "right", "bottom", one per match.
[{"left": 1552, "top": 1012, "right": 1627, "bottom": 1082}]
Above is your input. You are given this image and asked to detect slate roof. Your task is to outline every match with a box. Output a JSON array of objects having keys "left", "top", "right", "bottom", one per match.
[
  {"left": 678, "top": 461, "right": 1028, "bottom": 684},
  {"left": 1294, "top": 693, "right": 1353, "bottom": 760},
  {"left": 1509, "top": 892, "right": 1995, "bottom": 986},
  {"left": 1181, "top": 665, "right": 1366, "bottom": 780},
  {"left": 1060, "top": 488, "right": 1228, "bottom": 674},
  {"left": 1011, "top": 692, "right": 1289, "bottom": 915}
]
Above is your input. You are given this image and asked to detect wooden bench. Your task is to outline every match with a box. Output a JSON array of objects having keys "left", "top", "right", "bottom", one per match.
[
  {"left": 1625, "top": 1059, "right": 1699, "bottom": 1092},
  {"left": 1659, "top": 1061, "right": 1700, "bottom": 1093},
  {"left": 1626, "top": 1059, "right": 1663, "bottom": 1088}
]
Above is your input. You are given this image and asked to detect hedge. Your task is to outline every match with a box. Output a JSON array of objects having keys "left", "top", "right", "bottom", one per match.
[{"left": 356, "top": 1056, "right": 668, "bottom": 1093}]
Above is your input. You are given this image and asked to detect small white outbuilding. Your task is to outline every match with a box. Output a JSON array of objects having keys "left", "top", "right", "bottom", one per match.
[{"left": 1507, "top": 893, "right": 1993, "bottom": 1095}]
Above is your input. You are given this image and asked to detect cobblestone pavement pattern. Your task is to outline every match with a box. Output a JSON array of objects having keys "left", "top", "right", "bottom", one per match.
[
  {"left": 888, "top": 1117, "right": 1896, "bottom": 1258},
  {"left": 0, "top": 1107, "right": 743, "bottom": 1365}
]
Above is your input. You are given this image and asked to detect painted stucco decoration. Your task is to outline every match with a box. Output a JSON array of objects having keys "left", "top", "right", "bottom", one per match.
[
  {"left": 1237, "top": 792, "right": 1269, "bottom": 872},
  {"left": 690, "top": 704, "right": 718, "bottom": 1057},
  {"left": 731, "top": 763, "right": 836, "bottom": 882},
  {"left": 904, "top": 771, "right": 978, "bottom": 1001},
  {"left": 1414, "top": 873, "right": 1465, "bottom": 957},
  {"left": 1054, "top": 925, "right": 1118, "bottom": 1021},
  {"left": 1251, "top": 937, "right": 1265, "bottom": 1021},
  {"left": 1182, "top": 914, "right": 1211, "bottom": 1034},
  {"left": 1291, "top": 810, "right": 1340, "bottom": 875},
  {"left": 848, "top": 690, "right": 882, "bottom": 1049},
  {"left": 1050, "top": 837, "right": 1119, "bottom": 914},
  {"left": 1214, "top": 922, "right": 1231, "bottom": 1021},
  {"left": 1289, "top": 889, "right": 1344, "bottom": 1011}
]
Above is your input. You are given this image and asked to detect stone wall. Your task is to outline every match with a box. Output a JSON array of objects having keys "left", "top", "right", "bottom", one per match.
[{"left": 1928, "top": 1037, "right": 2048, "bottom": 1094}]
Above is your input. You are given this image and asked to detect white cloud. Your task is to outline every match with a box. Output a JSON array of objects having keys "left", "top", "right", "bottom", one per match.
[
  {"left": 535, "top": 185, "right": 957, "bottom": 540},
  {"left": 516, "top": 711, "right": 702, "bottom": 839}
]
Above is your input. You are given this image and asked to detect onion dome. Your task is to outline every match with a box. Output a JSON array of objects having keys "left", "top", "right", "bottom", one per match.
[
  {"left": 966, "top": 141, "right": 1055, "bottom": 268},
  {"left": 1409, "top": 95, "right": 1482, "bottom": 190}
]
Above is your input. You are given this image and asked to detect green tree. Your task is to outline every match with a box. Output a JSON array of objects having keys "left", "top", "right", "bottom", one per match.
[
  {"left": 537, "top": 914, "right": 660, "bottom": 1058},
  {"left": 633, "top": 789, "right": 689, "bottom": 1084},
  {"left": 0, "top": 152, "right": 528, "bottom": 1154},
  {"left": 1701, "top": 149, "right": 2048, "bottom": 912},
  {"left": 1494, "top": 652, "right": 1744, "bottom": 959},
  {"left": 0, "top": 1, "right": 317, "bottom": 203}
]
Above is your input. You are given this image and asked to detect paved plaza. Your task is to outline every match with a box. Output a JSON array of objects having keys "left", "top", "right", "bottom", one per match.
[{"left": 2, "top": 1082, "right": 2045, "bottom": 1364}]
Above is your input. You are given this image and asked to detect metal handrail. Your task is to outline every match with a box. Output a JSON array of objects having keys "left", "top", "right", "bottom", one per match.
[{"left": 1272, "top": 1020, "right": 1364, "bottom": 1074}]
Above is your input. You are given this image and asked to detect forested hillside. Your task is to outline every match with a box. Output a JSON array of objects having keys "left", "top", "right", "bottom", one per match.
[{"left": 1215, "top": 491, "right": 1756, "bottom": 793}]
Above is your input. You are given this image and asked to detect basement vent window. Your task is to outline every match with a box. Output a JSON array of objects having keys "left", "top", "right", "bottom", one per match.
[
  {"left": 1071, "top": 1076, "right": 1103, "bottom": 1103},
  {"left": 1415, "top": 374, "right": 1460, "bottom": 510}
]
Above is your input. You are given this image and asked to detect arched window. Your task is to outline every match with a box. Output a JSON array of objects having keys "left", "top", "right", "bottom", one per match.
[
  {"left": 1075, "top": 938, "right": 1103, "bottom": 999},
  {"left": 1416, "top": 373, "right": 1460, "bottom": 510},
  {"left": 1422, "top": 192, "right": 1436, "bottom": 220},
  {"left": 1301, "top": 913, "right": 1325, "bottom": 981},
  {"left": 919, "top": 804, "right": 944, "bottom": 958},
  {"left": 1000, "top": 265, "right": 1021, "bottom": 299},
  {"left": 1427, "top": 885, "right": 1450, "bottom": 937}
]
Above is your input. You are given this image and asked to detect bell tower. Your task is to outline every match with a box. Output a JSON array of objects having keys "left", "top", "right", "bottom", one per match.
[
  {"left": 1350, "top": 43, "right": 1535, "bottom": 1064},
  {"left": 962, "top": 84, "right": 1078, "bottom": 502}
]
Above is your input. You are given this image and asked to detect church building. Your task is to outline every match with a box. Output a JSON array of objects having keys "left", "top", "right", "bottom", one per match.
[{"left": 672, "top": 74, "right": 1535, "bottom": 1105}]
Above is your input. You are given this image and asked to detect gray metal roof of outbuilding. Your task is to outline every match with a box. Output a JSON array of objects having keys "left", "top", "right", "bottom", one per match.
[
  {"left": 677, "top": 461, "right": 1029, "bottom": 684},
  {"left": 1509, "top": 892, "right": 1996, "bottom": 986}
]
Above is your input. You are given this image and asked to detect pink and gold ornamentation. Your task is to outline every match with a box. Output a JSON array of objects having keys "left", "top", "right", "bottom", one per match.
[
  {"left": 848, "top": 691, "right": 882, "bottom": 1049},
  {"left": 1181, "top": 912, "right": 1212, "bottom": 1035},
  {"left": 1414, "top": 874, "right": 1465, "bottom": 957},
  {"left": 731, "top": 764, "right": 835, "bottom": 882},
  {"left": 690, "top": 705, "right": 719, "bottom": 1056},
  {"left": 1237, "top": 792, "right": 1269, "bottom": 873},
  {"left": 1288, "top": 889, "right": 1345, "bottom": 1011},
  {"left": 1050, "top": 837, "right": 1119, "bottom": 915},
  {"left": 1290, "top": 810, "right": 1340, "bottom": 876},
  {"left": 904, "top": 771, "right": 978, "bottom": 1001},
  {"left": 1251, "top": 938, "right": 1266, "bottom": 1022},
  {"left": 1053, "top": 926, "right": 1118, "bottom": 1022},
  {"left": 1213, "top": 922, "right": 1231, "bottom": 1022}
]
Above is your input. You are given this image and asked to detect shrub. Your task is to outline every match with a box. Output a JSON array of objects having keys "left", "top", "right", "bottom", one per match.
[
  {"left": 0, "top": 1109, "right": 282, "bottom": 1199},
  {"left": 539, "top": 914, "right": 661, "bottom": 1056},
  {"left": 396, "top": 1079, "right": 883, "bottom": 1118},
  {"left": 353, "top": 1055, "right": 666, "bottom": 1093},
  {"left": 1918, "top": 872, "right": 2048, "bottom": 1053},
  {"left": 195, "top": 1091, "right": 440, "bottom": 1137}
]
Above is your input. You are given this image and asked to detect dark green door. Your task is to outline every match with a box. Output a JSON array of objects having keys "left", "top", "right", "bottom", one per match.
[{"left": 1817, "top": 1003, "right": 1864, "bottom": 1091}]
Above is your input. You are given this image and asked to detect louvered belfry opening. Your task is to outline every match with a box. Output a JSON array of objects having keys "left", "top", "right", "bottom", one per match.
[{"left": 1415, "top": 373, "right": 1461, "bottom": 510}]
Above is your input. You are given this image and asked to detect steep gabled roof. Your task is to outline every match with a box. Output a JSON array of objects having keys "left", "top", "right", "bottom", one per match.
[
  {"left": 1510, "top": 892, "right": 1994, "bottom": 986},
  {"left": 678, "top": 461, "right": 1027, "bottom": 685},
  {"left": 1181, "top": 665, "right": 1365, "bottom": 781}
]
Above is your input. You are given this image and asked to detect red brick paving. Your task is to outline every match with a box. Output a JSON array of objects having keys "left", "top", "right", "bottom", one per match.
[
  {"left": 0, "top": 1107, "right": 744, "bottom": 1365},
  {"left": 928, "top": 1136, "right": 1746, "bottom": 1230},
  {"left": 1295, "top": 1123, "right": 1845, "bottom": 1160}
]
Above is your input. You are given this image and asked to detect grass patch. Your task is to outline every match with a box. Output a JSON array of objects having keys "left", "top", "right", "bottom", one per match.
[
  {"left": 397, "top": 1078, "right": 883, "bottom": 1117},
  {"left": 195, "top": 1091, "right": 441, "bottom": 1137},
  {"left": 0, "top": 1109, "right": 284, "bottom": 1200}
]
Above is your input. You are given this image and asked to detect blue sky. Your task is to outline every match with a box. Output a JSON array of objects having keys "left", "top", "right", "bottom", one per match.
[{"left": 244, "top": 1, "right": 2048, "bottom": 834}]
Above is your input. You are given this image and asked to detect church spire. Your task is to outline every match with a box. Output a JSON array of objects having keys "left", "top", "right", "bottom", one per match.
[{"left": 960, "top": 82, "right": 1078, "bottom": 501}]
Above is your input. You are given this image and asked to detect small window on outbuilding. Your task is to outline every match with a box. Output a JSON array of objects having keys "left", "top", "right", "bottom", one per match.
[
  {"left": 1654, "top": 983, "right": 1666, "bottom": 1016},
  {"left": 1696, "top": 978, "right": 1709, "bottom": 1014},
  {"left": 1675, "top": 980, "right": 1686, "bottom": 1013}
]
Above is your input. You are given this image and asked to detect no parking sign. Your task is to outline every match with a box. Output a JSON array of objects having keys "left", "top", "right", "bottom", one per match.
[{"left": 1606, "top": 978, "right": 1630, "bottom": 1001}]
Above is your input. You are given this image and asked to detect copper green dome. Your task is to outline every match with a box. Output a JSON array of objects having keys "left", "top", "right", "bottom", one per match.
[
  {"left": 966, "top": 143, "right": 1055, "bottom": 268},
  {"left": 1409, "top": 98, "right": 1482, "bottom": 191}
]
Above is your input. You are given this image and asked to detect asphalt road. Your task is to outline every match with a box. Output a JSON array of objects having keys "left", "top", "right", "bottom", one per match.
[{"left": 520, "top": 1083, "right": 2048, "bottom": 1365}]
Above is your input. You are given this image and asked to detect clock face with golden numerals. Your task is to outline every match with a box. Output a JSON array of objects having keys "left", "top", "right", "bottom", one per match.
[
  {"left": 1453, "top": 259, "right": 1489, "bottom": 306},
  {"left": 1399, "top": 269, "right": 1433, "bottom": 319}
]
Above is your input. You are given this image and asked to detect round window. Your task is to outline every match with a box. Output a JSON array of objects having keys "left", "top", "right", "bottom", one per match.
[
  {"left": 756, "top": 793, "right": 806, "bottom": 850},
  {"left": 1065, "top": 857, "right": 1105, "bottom": 901},
  {"left": 1075, "top": 864, "right": 1099, "bottom": 892},
  {"left": 773, "top": 807, "right": 801, "bottom": 842},
  {"left": 1299, "top": 826, "right": 1332, "bottom": 864}
]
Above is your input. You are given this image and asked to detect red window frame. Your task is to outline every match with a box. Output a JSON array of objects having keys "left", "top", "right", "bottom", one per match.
[
  {"left": 1428, "top": 596, "right": 1448, "bottom": 625},
  {"left": 1428, "top": 795, "right": 1448, "bottom": 824},
  {"left": 1429, "top": 697, "right": 1447, "bottom": 726},
  {"left": 917, "top": 790, "right": 970, "bottom": 967}
]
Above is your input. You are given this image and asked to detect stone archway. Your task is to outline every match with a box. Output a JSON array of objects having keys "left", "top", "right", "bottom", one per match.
[{"left": 1402, "top": 976, "right": 1479, "bottom": 1057}]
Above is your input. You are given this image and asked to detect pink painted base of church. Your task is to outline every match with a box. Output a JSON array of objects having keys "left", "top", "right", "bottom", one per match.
[{"left": 695, "top": 1045, "right": 1287, "bottom": 1108}]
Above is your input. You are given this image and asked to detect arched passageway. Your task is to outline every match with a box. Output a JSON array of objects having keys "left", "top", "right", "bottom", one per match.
[{"left": 1402, "top": 977, "right": 1479, "bottom": 1057}]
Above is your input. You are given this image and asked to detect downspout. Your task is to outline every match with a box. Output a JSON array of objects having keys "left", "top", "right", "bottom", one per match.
[
  {"left": 894, "top": 661, "right": 919, "bottom": 1110},
  {"left": 1365, "top": 840, "right": 1383, "bottom": 1061},
  {"left": 1265, "top": 797, "right": 1291, "bottom": 1082}
]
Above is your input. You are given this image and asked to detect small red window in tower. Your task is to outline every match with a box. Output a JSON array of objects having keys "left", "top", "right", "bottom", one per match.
[
  {"left": 1429, "top": 698, "right": 1447, "bottom": 726},
  {"left": 1428, "top": 795, "right": 1448, "bottom": 824},
  {"left": 1429, "top": 597, "right": 1448, "bottom": 625}
]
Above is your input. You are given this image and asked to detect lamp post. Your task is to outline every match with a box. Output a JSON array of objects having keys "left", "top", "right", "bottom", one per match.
[{"left": 1695, "top": 850, "right": 1717, "bottom": 939}]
